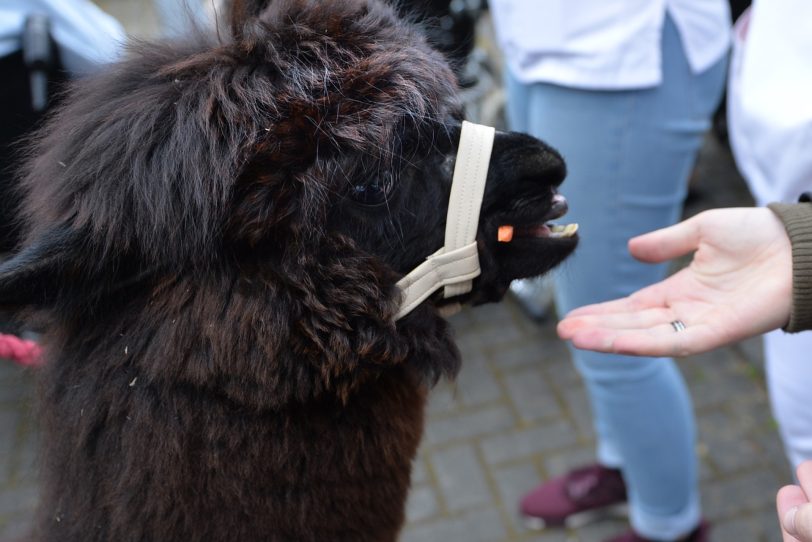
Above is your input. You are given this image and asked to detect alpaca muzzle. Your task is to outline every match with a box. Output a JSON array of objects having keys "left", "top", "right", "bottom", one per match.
[{"left": 395, "top": 121, "right": 495, "bottom": 320}]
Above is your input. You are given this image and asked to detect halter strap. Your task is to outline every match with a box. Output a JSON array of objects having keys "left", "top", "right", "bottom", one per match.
[{"left": 395, "top": 121, "right": 495, "bottom": 319}]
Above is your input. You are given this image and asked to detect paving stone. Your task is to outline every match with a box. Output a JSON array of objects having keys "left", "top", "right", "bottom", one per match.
[
  {"left": 457, "top": 322, "right": 525, "bottom": 352},
  {"left": 758, "top": 509, "right": 784, "bottom": 542},
  {"left": 699, "top": 410, "right": 766, "bottom": 474},
  {"left": 412, "top": 457, "right": 429, "bottom": 486},
  {"left": 688, "top": 370, "right": 759, "bottom": 410},
  {"left": 468, "top": 302, "right": 518, "bottom": 328},
  {"left": 503, "top": 368, "right": 561, "bottom": 423},
  {"left": 558, "top": 385, "right": 595, "bottom": 441},
  {"left": 400, "top": 506, "right": 508, "bottom": 542},
  {"left": 457, "top": 333, "right": 490, "bottom": 362},
  {"left": 724, "top": 395, "right": 776, "bottom": 436},
  {"left": 759, "top": 437, "right": 793, "bottom": 480},
  {"left": 456, "top": 353, "right": 504, "bottom": 408},
  {"left": 697, "top": 457, "right": 714, "bottom": 482},
  {"left": 491, "top": 461, "right": 544, "bottom": 534},
  {"left": 480, "top": 421, "right": 580, "bottom": 465},
  {"left": 431, "top": 444, "right": 494, "bottom": 512},
  {"left": 678, "top": 348, "right": 743, "bottom": 382},
  {"left": 448, "top": 307, "right": 476, "bottom": 333},
  {"left": 520, "top": 532, "right": 571, "bottom": 542},
  {"left": 11, "top": 424, "right": 40, "bottom": 486},
  {"left": 405, "top": 485, "right": 441, "bottom": 523},
  {"left": 702, "top": 470, "right": 783, "bottom": 520},
  {"left": 0, "top": 411, "right": 19, "bottom": 479},
  {"left": 427, "top": 383, "right": 459, "bottom": 415},
  {"left": 0, "top": 485, "right": 39, "bottom": 516},
  {"left": 571, "top": 518, "right": 628, "bottom": 542},
  {"left": 544, "top": 357, "right": 583, "bottom": 389},
  {"left": 488, "top": 319, "right": 569, "bottom": 367},
  {"left": 424, "top": 405, "right": 516, "bottom": 447},
  {"left": 734, "top": 336, "right": 765, "bottom": 368},
  {"left": 543, "top": 447, "right": 597, "bottom": 479},
  {"left": 0, "top": 367, "right": 33, "bottom": 405},
  {"left": 710, "top": 517, "right": 762, "bottom": 542},
  {"left": 0, "top": 514, "right": 34, "bottom": 542}
]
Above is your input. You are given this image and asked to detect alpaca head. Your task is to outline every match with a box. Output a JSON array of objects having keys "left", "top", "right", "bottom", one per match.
[{"left": 0, "top": 0, "right": 575, "bottom": 397}]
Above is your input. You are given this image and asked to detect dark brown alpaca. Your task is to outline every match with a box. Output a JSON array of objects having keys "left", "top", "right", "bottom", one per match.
[{"left": 0, "top": 1, "right": 577, "bottom": 540}]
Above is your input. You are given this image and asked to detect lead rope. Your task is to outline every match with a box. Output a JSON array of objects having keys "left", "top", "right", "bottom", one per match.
[{"left": 395, "top": 121, "right": 495, "bottom": 320}]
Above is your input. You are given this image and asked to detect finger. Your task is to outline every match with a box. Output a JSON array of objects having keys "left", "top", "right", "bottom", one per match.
[
  {"left": 567, "top": 322, "right": 716, "bottom": 358},
  {"left": 629, "top": 215, "right": 702, "bottom": 264},
  {"left": 564, "top": 297, "right": 648, "bottom": 319},
  {"left": 559, "top": 307, "right": 676, "bottom": 336},
  {"left": 778, "top": 462, "right": 812, "bottom": 542},
  {"left": 778, "top": 502, "right": 812, "bottom": 542},
  {"left": 563, "top": 286, "right": 668, "bottom": 318},
  {"left": 778, "top": 486, "right": 807, "bottom": 542},
  {"left": 798, "top": 462, "right": 812, "bottom": 495}
]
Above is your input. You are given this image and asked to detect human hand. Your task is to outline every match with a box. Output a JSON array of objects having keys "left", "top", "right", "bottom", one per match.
[
  {"left": 557, "top": 208, "right": 793, "bottom": 357},
  {"left": 778, "top": 461, "right": 812, "bottom": 541}
]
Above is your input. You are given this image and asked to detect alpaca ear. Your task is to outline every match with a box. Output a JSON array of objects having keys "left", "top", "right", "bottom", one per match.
[
  {"left": 230, "top": 0, "right": 273, "bottom": 38},
  {"left": 0, "top": 226, "right": 80, "bottom": 309}
]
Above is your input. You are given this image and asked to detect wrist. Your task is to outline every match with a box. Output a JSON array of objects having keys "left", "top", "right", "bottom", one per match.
[{"left": 768, "top": 202, "right": 812, "bottom": 332}]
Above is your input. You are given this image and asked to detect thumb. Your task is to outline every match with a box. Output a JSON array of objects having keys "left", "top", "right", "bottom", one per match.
[
  {"left": 784, "top": 503, "right": 812, "bottom": 541},
  {"left": 629, "top": 215, "right": 701, "bottom": 264}
]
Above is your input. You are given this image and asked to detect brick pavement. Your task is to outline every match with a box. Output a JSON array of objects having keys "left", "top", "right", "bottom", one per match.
[{"left": 0, "top": 3, "right": 797, "bottom": 541}]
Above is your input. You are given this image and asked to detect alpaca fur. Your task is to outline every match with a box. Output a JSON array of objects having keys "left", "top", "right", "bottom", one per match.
[{"left": 0, "top": 1, "right": 577, "bottom": 541}]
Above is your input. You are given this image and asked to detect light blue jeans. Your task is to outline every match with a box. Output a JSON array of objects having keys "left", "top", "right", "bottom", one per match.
[{"left": 505, "top": 16, "right": 727, "bottom": 540}]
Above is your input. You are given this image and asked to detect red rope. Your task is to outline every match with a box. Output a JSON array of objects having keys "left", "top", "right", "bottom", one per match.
[{"left": 0, "top": 333, "right": 43, "bottom": 367}]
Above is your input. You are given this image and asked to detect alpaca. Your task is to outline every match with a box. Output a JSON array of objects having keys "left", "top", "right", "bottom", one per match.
[{"left": 0, "top": 1, "right": 578, "bottom": 541}]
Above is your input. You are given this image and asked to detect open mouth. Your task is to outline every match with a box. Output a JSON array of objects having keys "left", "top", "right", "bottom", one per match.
[{"left": 497, "top": 194, "right": 578, "bottom": 243}]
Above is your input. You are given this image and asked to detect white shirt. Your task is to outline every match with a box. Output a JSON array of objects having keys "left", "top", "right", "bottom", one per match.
[
  {"left": 728, "top": 1, "right": 812, "bottom": 206},
  {"left": 0, "top": 0, "right": 125, "bottom": 75},
  {"left": 490, "top": 0, "right": 731, "bottom": 90}
]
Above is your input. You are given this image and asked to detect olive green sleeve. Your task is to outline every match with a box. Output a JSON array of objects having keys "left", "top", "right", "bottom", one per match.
[{"left": 768, "top": 203, "right": 812, "bottom": 332}]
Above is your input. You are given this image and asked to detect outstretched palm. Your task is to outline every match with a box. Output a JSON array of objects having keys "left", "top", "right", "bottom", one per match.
[{"left": 557, "top": 208, "right": 793, "bottom": 357}]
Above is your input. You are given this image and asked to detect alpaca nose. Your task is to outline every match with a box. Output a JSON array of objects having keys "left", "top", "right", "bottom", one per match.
[{"left": 490, "top": 130, "right": 566, "bottom": 188}]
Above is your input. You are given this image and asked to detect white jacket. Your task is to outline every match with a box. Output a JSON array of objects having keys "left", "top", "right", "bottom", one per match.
[
  {"left": 0, "top": 0, "right": 125, "bottom": 74},
  {"left": 490, "top": 0, "right": 731, "bottom": 89},
  {"left": 728, "top": 0, "right": 812, "bottom": 205}
]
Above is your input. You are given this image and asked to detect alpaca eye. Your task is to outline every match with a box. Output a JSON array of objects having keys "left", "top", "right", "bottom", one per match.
[{"left": 350, "top": 175, "right": 392, "bottom": 206}]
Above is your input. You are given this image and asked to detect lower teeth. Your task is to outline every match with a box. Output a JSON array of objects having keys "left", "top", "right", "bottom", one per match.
[{"left": 550, "top": 223, "right": 579, "bottom": 238}]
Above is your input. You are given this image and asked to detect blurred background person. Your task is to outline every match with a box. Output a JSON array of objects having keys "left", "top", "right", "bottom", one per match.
[
  {"left": 0, "top": 0, "right": 125, "bottom": 253},
  {"left": 727, "top": 0, "right": 812, "bottom": 475},
  {"left": 489, "top": 1, "right": 731, "bottom": 541}
]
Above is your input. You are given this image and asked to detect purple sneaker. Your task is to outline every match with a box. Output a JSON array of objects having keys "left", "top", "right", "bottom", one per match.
[
  {"left": 520, "top": 464, "right": 628, "bottom": 530},
  {"left": 605, "top": 520, "right": 710, "bottom": 542}
]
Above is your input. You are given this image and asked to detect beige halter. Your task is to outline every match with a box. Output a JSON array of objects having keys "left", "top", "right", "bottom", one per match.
[{"left": 395, "top": 121, "right": 495, "bottom": 320}]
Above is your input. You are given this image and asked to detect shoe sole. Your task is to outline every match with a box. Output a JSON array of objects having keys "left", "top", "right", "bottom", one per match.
[{"left": 522, "top": 503, "right": 629, "bottom": 531}]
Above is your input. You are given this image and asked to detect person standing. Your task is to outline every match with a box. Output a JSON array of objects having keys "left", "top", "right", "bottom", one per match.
[
  {"left": 727, "top": 0, "right": 812, "bottom": 474},
  {"left": 0, "top": 0, "right": 125, "bottom": 252},
  {"left": 489, "top": 2, "right": 730, "bottom": 540}
]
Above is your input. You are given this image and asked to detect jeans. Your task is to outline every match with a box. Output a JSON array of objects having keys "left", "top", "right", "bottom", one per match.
[{"left": 505, "top": 15, "right": 727, "bottom": 540}]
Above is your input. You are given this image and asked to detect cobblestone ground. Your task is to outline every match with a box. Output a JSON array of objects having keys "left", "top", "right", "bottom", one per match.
[{"left": 0, "top": 3, "right": 795, "bottom": 541}]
